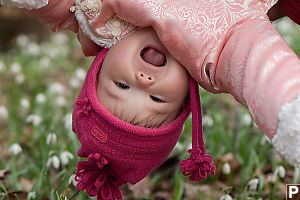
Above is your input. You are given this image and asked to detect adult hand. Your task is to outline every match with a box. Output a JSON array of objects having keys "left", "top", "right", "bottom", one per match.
[{"left": 24, "top": 0, "right": 78, "bottom": 33}]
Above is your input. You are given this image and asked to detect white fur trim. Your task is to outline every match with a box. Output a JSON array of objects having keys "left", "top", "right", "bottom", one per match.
[
  {"left": 0, "top": 0, "right": 48, "bottom": 9},
  {"left": 272, "top": 91, "right": 300, "bottom": 167}
]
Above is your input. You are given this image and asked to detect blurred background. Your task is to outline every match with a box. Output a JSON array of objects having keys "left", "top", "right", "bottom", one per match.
[{"left": 0, "top": 5, "right": 300, "bottom": 200}]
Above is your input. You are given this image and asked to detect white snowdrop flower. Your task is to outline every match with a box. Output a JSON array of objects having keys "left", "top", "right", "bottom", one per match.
[
  {"left": 46, "top": 155, "right": 60, "bottom": 169},
  {"left": 69, "top": 77, "right": 81, "bottom": 88},
  {"left": 275, "top": 18, "right": 293, "bottom": 34},
  {"left": 52, "top": 33, "right": 69, "bottom": 45},
  {"left": 248, "top": 178, "right": 259, "bottom": 191},
  {"left": 27, "top": 42, "right": 41, "bottom": 56},
  {"left": 26, "top": 114, "right": 42, "bottom": 126},
  {"left": 27, "top": 192, "right": 36, "bottom": 200},
  {"left": 283, "top": 35, "right": 293, "bottom": 46},
  {"left": 0, "top": 60, "right": 6, "bottom": 72},
  {"left": 222, "top": 162, "right": 231, "bottom": 175},
  {"left": 9, "top": 143, "right": 22, "bottom": 155},
  {"left": 55, "top": 96, "right": 67, "bottom": 107},
  {"left": 36, "top": 93, "right": 47, "bottom": 104},
  {"left": 203, "top": 115, "right": 213, "bottom": 127},
  {"left": 274, "top": 165, "right": 286, "bottom": 179},
  {"left": 68, "top": 174, "right": 78, "bottom": 187},
  {"left": 241, "top": 113, "right": 252, "bottom": 126},
  {"left": 10, "top": 62, "right": 21, "bottom": 74},
  {"left": 15, "top": 73, "right": 25, "bottom": 84},
  {"left": 64, "top": 113, "right": 72, "bottom": 129},
  {"left": 49, "top": 82, "right": 65, "bottom": 94},
  {"left": 46, "top": 133, "right": 57, "bottom": 145},
  {"left": 187, "top": 143, "right": 192, "bottom": 150},
  {"left": 75, "top": 68, "right": 86, "bottom": 81},
  {"left": 60, "top": 151, "right": 74, "bottom": 166},
  {"left": 220, "top": 194, "right": 233, "bottom": 200},
  {"left": 20, "top": 98, "right": 30, "bottom": 109},
  {"left": 16, "top": 35, "right": 29, "bottom": 47},
  {"left": 39, "top": 57, "right": 51, "bottom": 68},
  {"left": 175, "top": 142, "right": 184, "bottom": 151},
  {"left": 253, "top": 121, "right": 259, "bottom": 128},
  {"left": 260, "top": 135, "right": 271, "bottom": 145},
  {"left": 46, "top": 46, "right": 59, "bottom": 58},
  {"left": 0, "top": 105, "right": 8, "bottom": 120}
]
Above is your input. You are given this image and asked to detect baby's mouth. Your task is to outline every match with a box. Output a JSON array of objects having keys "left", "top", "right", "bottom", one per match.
[{"left": 140, "top": 47, "right": 166, "bottom": 67}]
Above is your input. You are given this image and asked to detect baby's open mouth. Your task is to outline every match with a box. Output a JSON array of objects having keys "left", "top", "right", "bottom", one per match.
[{"left": 140, "top": 47, "right": 166, "bottom": 67}]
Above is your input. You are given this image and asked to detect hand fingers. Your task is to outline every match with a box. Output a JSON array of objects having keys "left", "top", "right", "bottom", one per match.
[{"left": 90, "top": 0, "right": 116, "bottom": 29}]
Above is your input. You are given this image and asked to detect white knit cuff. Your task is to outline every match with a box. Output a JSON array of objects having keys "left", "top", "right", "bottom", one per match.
[
  {"left": 272, "top": 91, "right": 300, "bottom": 167},
  {"left": 0, "top": 0, "right": 48, "bottom": 9}
]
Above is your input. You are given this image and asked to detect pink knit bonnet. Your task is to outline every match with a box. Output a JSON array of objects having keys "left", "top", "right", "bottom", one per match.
[{"left": 72, "top": 48, "right": 216, "bottom": 199}]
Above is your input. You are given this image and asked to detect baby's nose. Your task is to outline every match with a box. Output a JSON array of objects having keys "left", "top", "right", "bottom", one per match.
[{"left": 136, "top": 71, "right": 155, "bottom": 87}]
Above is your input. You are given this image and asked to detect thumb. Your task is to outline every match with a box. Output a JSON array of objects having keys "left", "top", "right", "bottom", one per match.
[{"left": 90, "top": 1, "right": 116, "bottom": 29}]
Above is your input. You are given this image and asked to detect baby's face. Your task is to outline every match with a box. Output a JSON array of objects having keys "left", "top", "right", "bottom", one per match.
[{"left": 97, "top": 27, "right": 189, "bottom": 128}]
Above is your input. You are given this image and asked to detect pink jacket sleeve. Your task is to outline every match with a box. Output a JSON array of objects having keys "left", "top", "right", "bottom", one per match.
[{"left": 214, "top": 15, "right": 300, "bottom": 166}]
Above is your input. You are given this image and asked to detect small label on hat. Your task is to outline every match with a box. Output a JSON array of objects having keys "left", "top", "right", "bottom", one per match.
[{"left": 91, "top": 126, "right": 108, "bottom": 143}]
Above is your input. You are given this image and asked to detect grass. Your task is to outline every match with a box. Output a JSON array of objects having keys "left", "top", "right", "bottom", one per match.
[{"left": 0, "top": 17, "right": 299, "bottom": 200}]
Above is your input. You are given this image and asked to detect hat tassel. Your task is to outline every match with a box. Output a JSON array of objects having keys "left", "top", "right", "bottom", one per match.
[
  {"left": 180, "top": 77, "right": 216, "bottom": 181},
  {"left": 180, "top": 148, "right": 216, "bottom": 181},
  {"left": 75, "top": 153, "right": 124, "bottom": 200}
]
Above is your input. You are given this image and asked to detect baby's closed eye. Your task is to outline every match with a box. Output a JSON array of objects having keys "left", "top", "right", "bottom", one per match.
[
  {"left": 150, "top": 95, "right": 165, "bottom": 103},
  {"left": 115, "top": 82, "right": 129, "bottom": 89}
]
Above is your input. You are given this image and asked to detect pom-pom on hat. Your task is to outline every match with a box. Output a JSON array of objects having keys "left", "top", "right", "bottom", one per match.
[{"left": 72, "top": 48, "right": 216, "bottom": 199}]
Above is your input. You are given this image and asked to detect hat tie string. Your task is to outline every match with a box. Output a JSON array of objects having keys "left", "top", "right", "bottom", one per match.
[{"left": 180, "top": 77, "right": 216, "bottom": 181}]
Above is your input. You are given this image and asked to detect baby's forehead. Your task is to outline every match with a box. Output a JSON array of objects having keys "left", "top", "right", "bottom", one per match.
[{"left": 111, "top": 104, "right": 170, "bottom": 128}]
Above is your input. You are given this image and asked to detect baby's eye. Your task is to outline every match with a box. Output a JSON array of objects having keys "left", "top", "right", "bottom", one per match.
[
  {"left": 115, "top": 82, "right": 129, "bottom": 89},
  {"left": 150, "top": 95, "right": 165, "bottom": 103}
]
